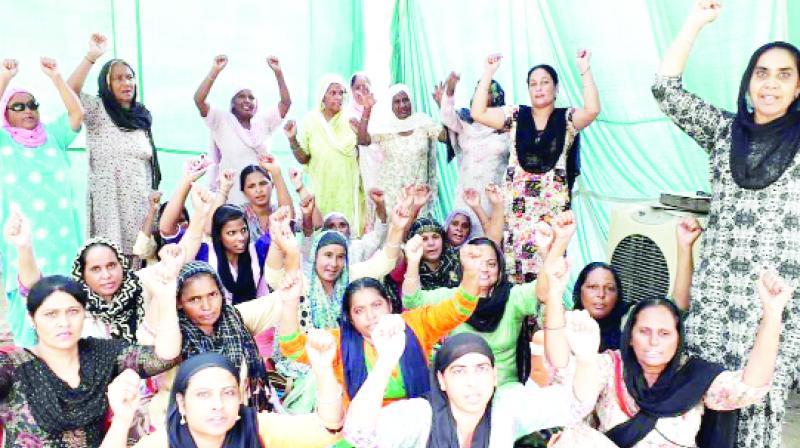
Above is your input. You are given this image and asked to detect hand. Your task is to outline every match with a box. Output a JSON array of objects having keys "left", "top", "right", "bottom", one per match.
[
  {"left": 279, "top": 269, "right": 304, "bottom": 306},
  {"left": 39, "top": 57, "right": 60, "bottom": 79},
  {"left": 565, "top": 310, "right": 601, "bottom": 360},
  {"left": 190, "top": 183, "right": 214, "bottom": 218},
  {"left": 0, "top": 59, "right": 18, "bottom": 81},
  {"left": 411, "top": 185, "right": 432, "bottom": 209},
  {"left": 299, "top": 194, "right": 315, "bottom": 216},
  {"left": 362, "top": 93, "right": 376, "bottom": 112},
  {"left": 258, "top": 153, "right": 280, "bottom": 173},
  {"left": 552, "top": 211, "right": 576, "bottom": 242},
  {"left": 534, "top": 221, "right": 554, "bottom": 255},
  {"left": 542, "top": 255, "right": 571, "bottom": 303},
  {"left": 87, "top": 33, "right": 108, "bottom": 61},
  {"left": 390, "top": 200, "right": 413, "bottom": 230},
  {"left": 459, "top": 243, "right": 484, "bottom": 282},
  {"left": 148, "top": 191, "right": 163, "bottom": 212},
  {"left": 404, "top": 234, "right": 424, "bottom": 264},
  {"left": 266, "top": 56, "right": 282, "bottom": 74},
  {"left": 106, "top": 369, "right": 141, "bottom": 423},
  {"left": 3, "top": 204, "right": 31, "bottom": 248},
  {"left": 432, "top": 82, "right": 445, "bottom": 108},
  {"left": 306, "top": 329, "right": 337, "bottom": 370},
  {"left": 284, "top": 120, "right": 297, "bottom": 139},
  {"left": 676, "top": 216, "right": 702, "bottom": 249},
  {"left": 462, "top": 188, "right": 481, "bottom": 209},
  {"left": 757, "top": 270, "right": 795, "bottom": 320},
  {"left": 688, "top": 0, "right": 722, "bottom": 27},
  {"left": 211, "top": 54, "right": 228, "bottom": 74},
  {"left": 576, "top": 49, "right": 591, "bottom": 74},
  {"left": 484, "top": 53, "right": 502, "bottom": 75},
  {"left": 183, "top": 154, "right": 212, "bottom": 182},
  {"left": 218, "top": 168, "right": 236, "bottom": 193},
  {"left": 368, "top": 188, "right": 385, "bottom": 207},
  {"left": 484, "top": 183, "right": 503, "bottom": 206},
  {"left": 269, "top": 206, "right": 296, "bottom": 252},
  {"left": 445, "top": 71, "right": 460, "bottom": 96},
  {"left": 349, "top": 117, "right": 359, "bottom": 134},
  {"left": 155, "top": 244, "right": 185, "bottom": 283},
  {"left": 371, "top": 314, "right": 407, "bottom": 366},
  {"left": 288, "top": 167, "right": 304, "bottom": 190}
]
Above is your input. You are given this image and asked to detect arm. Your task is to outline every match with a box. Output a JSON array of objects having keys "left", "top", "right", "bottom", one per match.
[
  {"left": 672, "top": 216, "right": 702, "bottom": 310},
  {"left": 178, "top": 185, "right": 214, "bottom": 261},
  {"left": 143, "top": 245, "right": 184, "bottom": 360},
  {"left": 285, "top": 120, "right": 310, "bottom": 164},
  {"left": 470, "top": 54, "right": 507, "bottom": 129},
  {"left": 140, "top": 191, "right": 162, "bottom": 237},
  {"left": 657, "top": 1, "right": 722, "bottom": 77},
  {"left": 66, "top": 33, "right": 107, "bottom": 94},
  {"left": 483, "top": 184, "right": 505, "bottom": 246},
  {"left": 194, "top": 55, "right": 227, "bottom": 117},
  {"left": 0, "top": 59, "right": 17, "bottom": 100},
  {"left": 356, "top": 93, "right": 375, "bottom": 146},
  {"left": 439, "top": 73, "right": 464, "bottom": 133},
  {"left": 541, "top": 211, "right": 576, "bottom": 369},
  {"left": 3, "top": 206, "right": 40, "bottom": 289},
  {"left": 368, "top": 188, "right": 388, "bottom": 225},
  {"left": 401, "top": 235, "right": 423, "bottom": 297},
  {"left": 570, "top": 50, "right": 600, "bottom": 131},
  {"left": 258, "top": 154, "right": 294, "bottom": 220},
  {"left": 41, "top": 58, "right": 84, "bottom": 132},
  {"left": 266, "top": 56, "right": 291, "bottom": 118},
  {"left": 462, "top": 188, "right": 491, "bottom": 233},
  {"left": 100, "top": 370, "right": 141, "bottom": 448},
  {"left": 159, "top": 164, "right": 208, "bottom": 237},
  {"left": 306, "top": 330, "right": 344, "bottom": 430}
]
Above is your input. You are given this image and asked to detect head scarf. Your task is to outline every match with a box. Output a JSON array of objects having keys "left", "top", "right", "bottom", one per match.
[
  {"left": 426, "top": 333, "right": 494, "bottom": 448},
  {"left": 71, "top": 237, "right": 144, "bottom": 342},
  {"left": 97, "top": 59, "right": 161, "bottom": 188},
  {"left": 339, "top": 278, "right": 430, "bottom": 400},
  {"left": 322, "top": 212, "right": 351, "bottom": 240},
  {"left": 572, "top": 262, "right": 630, "bottom": 352},
  {"left": 1, "top": 87, "right": 47, "bottom": 147},
  {"left": 408, "top": 217, "right": 462, "bottom": 290},
  {"left": 368, "top": 84, "right": 436, "bottom": 135},
  {"left": 730, "top": 41, "right": 800, "bottom": 190},
  {"left": 166, "top": 352, "right": 263, "bottom": 448},
  {"left": 604, "top": 298, "right": 729, "bottom": 448},
  {"left": 445, "top": 80, "right": 507, "bottom": 162},
  {"left": 303, "top": 230, "right": 350, "bottom": 330},
  {"left": 442, "top": 209, "right": 475, "bottom": 249},
  {"left": 515, "top": 105, "right": 581, "bottom": 193},
  {"left": 348, "top": 71, "right": 370, "bottom": 118},
  {"left": 176, "top": 262, "right": 274, "bottom": 412},
  {"left": 211, "top": 205, "right": 261, "bottom": 305},
  {"left": 309, "top": 73, "right": 357, "bottom": 156}
]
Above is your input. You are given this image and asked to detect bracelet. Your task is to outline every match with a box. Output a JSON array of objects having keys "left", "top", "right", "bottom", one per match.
[
  {"left": 580, "top": 68, "right": 590, "bottom": 76},
  {"left": 544, "top": 323, "right": 566, "bottom": 331},
  {"left": 85, "top": 56, "right": 97, "bottom": 64}
]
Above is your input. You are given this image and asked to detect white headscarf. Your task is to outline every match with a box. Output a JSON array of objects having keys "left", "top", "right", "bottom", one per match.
[
  {"left": 307, "top": 73, "right": 356, "bottom": 155},
  {"left": 368, "top": 83, "right": 434, "bottom": 135}
]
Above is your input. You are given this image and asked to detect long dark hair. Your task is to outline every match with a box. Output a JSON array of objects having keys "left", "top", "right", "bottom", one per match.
[
  {"left": 239, "top": 165, "right": 271, "bottom": 192},
  {"left": 572, "top": 262, "right": 628, "bottom": 351},
  {"left": 27, "top": 275, "right": 87, "bottom": 316},
  {"left": 211, "top": 205, "right": 257, "bottom": 303}
]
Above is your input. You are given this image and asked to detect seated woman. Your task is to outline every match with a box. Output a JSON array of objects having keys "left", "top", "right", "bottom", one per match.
[
  {"left": 0, "top": 57, "right": 83, "bottom": 348},
  {"left": 236, "top": 156, "right": 293, "bottom": 242},
  {"left": 552, "top": 271, "right": 791, "bottom": 448},
  {"left": 571, "top": 262, "right": 628, "bottom": 352},
  {"left": 402, "top": 217, "right": 462, "bottom": 291},
  {"left": 0, "top": 272, "right": 180, "bottom": 447},
  {"left": 105, "top": 341, "right": 343, "bottom": 448},
  {"left": 343, "top": 310, "right": 600, "bottom": 447},
  {"left": 444, "top": 185, "right": 504, "bottom": 249},
  {"left": 278, "top": 241, "right": 482, "bottom": 407}
]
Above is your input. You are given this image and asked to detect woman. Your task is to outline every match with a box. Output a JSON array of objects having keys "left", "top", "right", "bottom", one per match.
[
  {"left": 286, "top": 74, "right": 364, "bottom": 235},
  {"left": 0, "top": 273, "right": 180, "bottom": 447},
  {"left": 348, "top": 72, "right": 383, "bottom": 229},
  {"left": 402, "top": 217, "right": 462, "bottom": 291},
  {"left": 443, "top": 209, "right": 475, "bottom": 248},
  {"left": 653, "top": 2, "right": 800, "bottom": 444},
  {"left": 356, "top": 84, "right": 446, "bottom": 214},
  {"left": 471, "top": 52, "right": 600, "bottom": 283},
  {"left": 572, "top": 262, "right": 628, "bottom": 352},
  {"left": 0, "top": 57, "right": 83, "bottom": 348},
  {"left": 439, "top": 72, "right": 511, "bottom": 235},
  {"left": 237, "top": 157, "right": 293, "bottom": 242},
  {"left": 194, "top": 54, "right": 291, "bottom": 205},
  {"left": 106, "top": 348, "right": 343, "bottom": 447},
  {"left": 444, "top": 185, "right": 505, "bottom": 248},
  {"left": 67, "top": 33, "right": 160, "bottom": 261},
  {"left": 552, "top": 271, "right": 790, "bottom": 448},
  {"left": 343, "top": 311, "right": 600, "bottom": 447}
]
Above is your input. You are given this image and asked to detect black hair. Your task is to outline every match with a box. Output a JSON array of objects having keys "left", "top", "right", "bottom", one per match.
[
  {"left": 738, "top": 41, "right": 800, "bottom": 113},
  {"left": 239, "top": 164, "right": 272, "bottom": 192},
  {"left": 27, "top": 275, "right": 87, "bottom": 316},
  {"left": 211, "top": 205, "right": 257, "bottom": 303},
  {"left": 526, "top": 64, "right": 559, "bottom": 86},
  {"left": 342, "top": 277, "right": 400, "bottom": 315},
  {"left": 572, "top": 261, "right": 625, "bottom": 308}
]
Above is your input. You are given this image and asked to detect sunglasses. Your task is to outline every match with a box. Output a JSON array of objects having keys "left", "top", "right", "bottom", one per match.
[{"left": 7, "top": 100, "right": 39, "bottom": 112}]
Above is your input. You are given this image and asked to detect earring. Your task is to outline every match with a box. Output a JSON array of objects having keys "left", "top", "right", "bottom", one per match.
[{"left": 180, "top": 414, "right": 186, "bottom": 425}]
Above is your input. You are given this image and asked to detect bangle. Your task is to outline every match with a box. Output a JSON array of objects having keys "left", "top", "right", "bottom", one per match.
[
  {"left": 544, "top": 323, "right": 566, "bottom": 331},
  {"left": 85, "top": 56, "right": 97, "bottom": 64}
]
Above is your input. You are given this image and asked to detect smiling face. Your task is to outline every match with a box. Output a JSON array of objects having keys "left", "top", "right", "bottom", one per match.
[
  {"left": 748, "top": 47, "right": 800, "bottom": 124},
  {"left": 315, "top": 243, "right": 346, "bottom": 284},
  {"left": 528, "top": 68, "right": 557, "bottom": 109},
  {"left": 322, "top": 83, "right": 345, "bottom": 115},
  {"left": 420, "top": 231, "right": 444, "bottom": 263},
  {"left": 5, "top": 92, "right": 40, "bottom": 130},
  {"left": 436, "top": 352, "right": 496, "bottom": 415},
  {"left": 219, "top": 218, "right": 249, "bottom": 255},
  {"left": 347, "top": 287, "right": 392, "bottom": 340},
  {"left": 178, "top": 274, "right": 223, "bottom": 334},
  {"left": 81, "top": 245, "right": 124, "bottom": 299},
  {"left": 580, "top": 267, "right": 619, "bottom": 320},
  {"left": 446, "top": 214, "right": 471, "bottom": 247},
  {"left": 630, "top": 305, "right": 680, "bottom": 373},
  {"left": 108, "top": 62, "right": 136, "bottom": 107},
  {"left": 391, "top": 91, "right": 412, "bottom": 119},
  {"left": 31, "top": 290, "right": 85, "bottom": 350},
  {"left": 177, "top": 367, "right": 241, "bottom": 439},
  {"left": 242, "top": 171, "right": 272, "bottom": 207},
  {"left": 474, "top": 245, "right": 499, "bottom": 291},
  {"left": 232, "top": 89, "right": 257, "bottom": 121}
]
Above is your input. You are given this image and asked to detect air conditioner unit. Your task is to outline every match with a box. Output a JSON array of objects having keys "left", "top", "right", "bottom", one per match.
[{"left": 607, "top": 203, "right": 706, "bottom": 303}]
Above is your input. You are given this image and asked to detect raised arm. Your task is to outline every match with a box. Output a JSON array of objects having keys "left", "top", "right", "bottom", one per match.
[
  {"left": 356, "top": 93, "right": 375, "bottom": 146},
  {"left": 100, "top": 370, "right": 141, "bottom": 448},
  {"left": 3, "top": 206, "right": 40, "bottom": 289},
  {"left": 439, "top": 72, "right": 464, "bottom": 133},
  {"left": 67, "top": 33, "right": 108, "bottom": 94},
  {"left": 672, "top": 216, "right": 702, "bottom": 310},
  {"left": 381, "top": 192, "right": 415, "bottom": 261},
  {"left": 41, "top": 58, "right": 84, "bottom": 131},
  {"left": 483, "top": 184, "right": 505, "bottom": 245},
  {"left": 289, "top": 168, "right": 322, "bottom": 235},
  {"left": 471, "top": 54, "right": 507, "bottom": 129},
  {"left": 266, "top": 56, "right": 291, "bottom": 118},
  {"left": 194, "top": 55, "right": 227, "bottom": 118},
  {"left": 658, "top": 0, "right": 722, "bottom": 77},
  {"left": 180, "top": 184, "right": 214, "bottom": 261},
  {"left": 159, "top": 160, "right": 209, "bottom": 237},
  {"left": 462, "top": 188, "right": 490, "bottom": 234},
  {"left": 257, "top": 154, "right": 294, "bottom": 220},
  {"left": 571, "top": 49, "right": 600, "bottom": 131},
  {"left": 540, "top": 211, "right": 576, "bottom": 369},
  {"left": 143, "top": 244, "right": 184, "bottom": 360},
  {"left": 742, "top": 271, "right": 794, "bottom": 388},
  {"left": 564, "top": 310, "right": 601, "bottom": 404},
  {"left": 0, "top": 59, "right": 18, "bottom": 100},
  {"left": 305, "top": 329, "right": 345, "bottom": 430},
  {"left": 139, "top": 191, "right": 162, "bottom": 237},
  {"left": 401, "top": 235, "right": 424, "bottom": 297},
  {"left": 285, "top": 120, "right": 310, "bottom": 164}
]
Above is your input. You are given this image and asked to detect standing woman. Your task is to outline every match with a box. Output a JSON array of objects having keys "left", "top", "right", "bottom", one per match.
[
  {"left": 67, "top": 33, "right": 160, "bottom": 262},
  {"left": 0, "top": 57, "right": 83, "bottom": 347},
  {"left": 471, "top": 52, "right": 600, "bottom": 283},
  {"left": 653, "top": 1, "right": 800, "bottom": 445},
  {"left": 285, "top": 74, "right": 364, "bottom": 236},
  {"left": 194, "top": 55, "right": 291, "bottom": 205},
  {"left": 348, "top": 72, "right": 383, "bottom": 229}
]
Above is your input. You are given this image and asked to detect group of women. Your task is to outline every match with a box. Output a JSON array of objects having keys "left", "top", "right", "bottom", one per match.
[{"left": 0, "top": 0, "right": 799, "bottom": 447}]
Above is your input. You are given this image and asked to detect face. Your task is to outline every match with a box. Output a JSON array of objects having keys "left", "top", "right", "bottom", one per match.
[
  {"left": 351, "top": 75, "right": 371, "bottom": 106},
  {"left": 528, "top": 68, "right": 557, "bottom": 109},
  {"left": 748, "top": 48, "right": 800, "bottom": 124},
  {"left": 109, "top": 63, "right": 136, "bottom": 106},
  {"left": 324, "top": 217, "right": 351, "bottom": 239},
  {"left": 31, "top": 291, "right": 85, "bottom": 350},
  {"left": 392, "top": 91, "right": 412, "bottom": 119},
  {"left": 315, "top": 244, "right": 346, "bottom": 284},
  {"left": 179, "top": 275, "right": 223, "bottom": 333},
  {"left": 322, "top": 83, "right": 345, "bottom": 115},
  {"left": 420, "top": 231, "right": 443, "bottom": 262},
  {"left": 580, "top": 268, "right": 619, "bottom": 320},
  {"left": 242, "top": 171, "right": 272, "bottom": 207},
  {"left": 82, "top": 245, "right": 124, "bottom": 299},
  {"left": 220, "top": 218, "right": 248, "bottom": 255},
  {"left": 446, "top": 214, "right": 471, "bottom": 247},
  {"left": 348, "top": 288, "right": 392, "bottom": 339},
  {"left": 436, "top": 352, "right": 496, "bottom": 415},
  {"left": 630, "top": 305, "right": 680, "bottom": 372},
  {"left": 232, "top": 89, "right": 257, "bottom": 120},
  {"left": 474, "top": 245, "right": 499, "bottom": 290},
  {"left": 177, "top": 367, "right": 241, "bottom": 438},
  {"left": 5, "top": 92, "right": 40, "bottom": 130}
]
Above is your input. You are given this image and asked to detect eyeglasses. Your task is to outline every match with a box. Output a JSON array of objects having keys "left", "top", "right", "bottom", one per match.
[{"left": 7, "top": 100, "right": 39, "bottom": 112}]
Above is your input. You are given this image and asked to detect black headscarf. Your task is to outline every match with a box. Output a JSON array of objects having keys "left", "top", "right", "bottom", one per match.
[
  {"left": 211, "top": 205, "right": 260, "bottom": 304},
  {"left": 572, "top": 262, "right": 630, "bottom": 351},
  {"left": 730, "top": 41, "right": 800, "bottom": 190},
  {"left": 446, "top": 79, "right": 507, "bottom": 162},
  {"left": 604, "top": 298, "right": 730, "bottom": 448},
  {"left": 98, "top": 59, "right": 161, "bottom": 189},
  {"left": 166, "top": 352, "right": 263, "bottom": 448},
  {"left": 408, "top": 217, "right": 462, "bottom": 289},
  {"left": 426, "top": 333, "right": 494, "bottom": 448}
]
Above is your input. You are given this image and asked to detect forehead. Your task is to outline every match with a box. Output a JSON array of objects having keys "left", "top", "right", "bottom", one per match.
[
  {"left": 633, "top": 306, "right": 677, "bottom": 329},
  {"left": 393, "top": 91, "right": 410, "bottom": 102},
  {"left": 235, "top": 89, "right": 254, "bottom": 98},
  {"left": 444, "top": 352, "right": 492, "bottom": 370},
  {"left": 318, "top": 243, "right": 346, "bottom": 255},
  {"left": 450, "top": 214, "right": 470, "bottom": 225},
  {"left": 529, "top": 68, "right": 554, "bottom": 82},
  {"left": 325, "top": 83, "right": 344, "bottom": 95},
  {"left": 326, "top": 217, "right": 348, "bottom": 227},
  {"left": 585, "top": 267, "right": 615, "bottom": 284},
  {"left": 110, "top": 63, "right": 133, "bottom": 77},
  {"left": 186, "top": 367, "right": 237, "bottom": 390},
  {"left": 84, "top": 245, "right": 119, "bottom": 265},
  {"left": 476, "top": 244, "right": 497, "bottom": 261},
  {"left": 421, "top": 231, "right": 441, "bottom": 238},
  {"left": 754, "top": 48, "right": 799, "bottom": 71},
  {"left": 181, "top": 274, "right": 220, "bottom": 297},
  {"left": 350, "top": 287, "right": 385, "bottom": 307},
  {"left": 9, "top": 92, "right": 33, "bottom": 104},
  {"left": 37, "top": 290, "right": 83, "bottom": 311},
  {"left": 221, "top": 218, "right": 246, "bottom": 231},
  {"left": 352, "top": 75, "right": 370, "bottom": 87},
  {"left": 244, "top": 170, "right": 269, "bottom": 183}
]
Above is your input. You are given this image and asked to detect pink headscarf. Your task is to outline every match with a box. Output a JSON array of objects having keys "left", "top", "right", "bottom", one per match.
[{"left": 1, "top": 88, "right": 47, "bottom": 148}]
